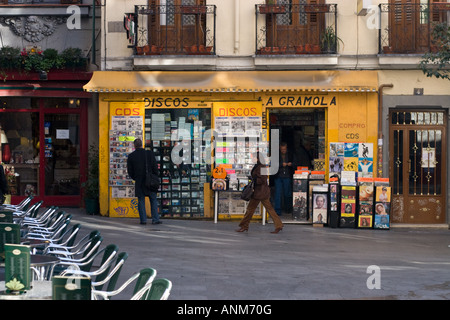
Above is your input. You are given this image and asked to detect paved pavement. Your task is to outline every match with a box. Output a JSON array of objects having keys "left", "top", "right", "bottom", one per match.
[{"left": 62, "top": 207, "right": 450, "bottom": 301}]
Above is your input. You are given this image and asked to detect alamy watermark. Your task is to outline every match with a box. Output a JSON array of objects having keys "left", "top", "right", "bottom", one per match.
[
  {"left": 366, "top": 265, "right": 381, "bottom": 290},
  {"left": 66, "top": 5, "right": 82, "bottom": 30},
  {"left": 170, "top": 129, "right": 280, "bottom": 176}
]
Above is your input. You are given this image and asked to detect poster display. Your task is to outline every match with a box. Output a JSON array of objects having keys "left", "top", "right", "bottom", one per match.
[
  {"left": 108, "top": 103, "right": 145, "bottom": 218},
  {"left": 357, "top": 178, "right": 374, "bottom": 228},
  {"left": 213, "top": 102, "right": 264, "bottom": 218},
  {"left": 340, "top": 185, "right": 357, "bottom": 228},
  {"left": 147, "top": 110, "right": 210, "bottom": 218},
  {"left": 374, "top": 179, "right": 391, "bottom": 229},
  {"left": 292, "top": 171, "right": 309, "bottom": 222},
  {"left": 328, "top": 176, "right": 340, "bottom": 228},
  {"left": 312, "top": 188, "right": 328, "bottom": 225},
  {"left": 329, "top": 142, "right": 374, "bottom": 178}
]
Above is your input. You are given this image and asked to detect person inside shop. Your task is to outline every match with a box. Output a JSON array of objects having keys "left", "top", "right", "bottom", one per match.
[
  {"left": 127, "top": 138, "right": 161, "bottom": 225},
  {"left": 0, "top": 163, "right": 8, "bottom": 205},
  {"left": 236, "top": 152, "right": 284, "bottom": 234},
  {"left": 273, "top": 142, "right": 294, "bottom": 216},
  {"left": 295, "top": 140, "right": 313, "bottom": 169}
]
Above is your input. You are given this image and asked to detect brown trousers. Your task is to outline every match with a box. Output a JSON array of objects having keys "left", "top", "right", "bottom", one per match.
[{"left": 239, "top": 198, "right": 283, "bottom": 230}]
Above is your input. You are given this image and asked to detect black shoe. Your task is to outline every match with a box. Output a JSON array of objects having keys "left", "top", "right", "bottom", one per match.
[
  {"left": 140, "top": 222, "right": 147, "bottom": 225},
  {"left": 152, "top": 221, "right": 162, "bottom": 225}
]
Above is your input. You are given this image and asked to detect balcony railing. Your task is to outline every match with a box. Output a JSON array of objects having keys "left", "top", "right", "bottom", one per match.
[
  {"left": 131, "top": 5, "right": 216, "bottom": 56},
  {"left": 255, "top": 3, "right": 338, "bottom": 55},
  {"left": 379, "top": 3, "right": 450, "bottom": 54}
]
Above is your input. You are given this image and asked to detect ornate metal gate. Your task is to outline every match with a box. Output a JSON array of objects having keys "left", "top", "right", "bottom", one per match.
[{"left": 389, "top": 110, "right": 447, "bottom": 223}]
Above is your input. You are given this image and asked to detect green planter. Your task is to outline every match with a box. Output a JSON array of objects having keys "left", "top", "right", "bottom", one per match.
[{"left": 85, "top": 198, "right": 99, "bottom": 215}]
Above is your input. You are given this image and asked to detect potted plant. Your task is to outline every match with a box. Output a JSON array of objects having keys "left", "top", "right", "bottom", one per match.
[
  {"left": 82, "top": 144, "right": 99, "bottom": 215},
  {"left": 320, "top": 26, "right": 343, "bottom": 54}
]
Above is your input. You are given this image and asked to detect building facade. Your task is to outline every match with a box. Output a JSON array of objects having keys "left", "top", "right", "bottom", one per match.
[
  {"left": 0, "top": 2, "right": 100, "bottom": 207},
  {"left": 87, "top": 0, "right": 450, "bottom": 225}
]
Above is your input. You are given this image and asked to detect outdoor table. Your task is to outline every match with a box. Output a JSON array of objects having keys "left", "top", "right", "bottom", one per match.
[
  {"left": 0, "top": 255, "right": 59, "bottom": 281},
  {"left": 21, "top": 238, "right": 50, "bottom": 254},
  {"left": 0, "top": 280, "right": 52, "bottom": 300}
]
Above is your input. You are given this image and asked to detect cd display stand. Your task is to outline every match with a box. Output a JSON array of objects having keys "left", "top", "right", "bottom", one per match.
[{"left": 357, "top": 178, "right": 374, "bottom": 228}]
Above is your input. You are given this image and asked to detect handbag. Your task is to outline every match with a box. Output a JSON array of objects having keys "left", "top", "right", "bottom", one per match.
[
  {"left": 145, "top": 151, "right": 160, "bottom": 191},
  {"left": 240, "top": 180, "right": 254, "bottom": 201}
]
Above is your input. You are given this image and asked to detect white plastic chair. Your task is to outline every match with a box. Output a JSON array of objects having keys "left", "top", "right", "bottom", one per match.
[
  {"left": 131, "top": 278, "right": 172, "bottom": 300},
  {"left": 92, "top": 268, "right": 157, "bottom": 300},
  {"left": 2, "top": 196, "right": 33, "bottom": 211}
]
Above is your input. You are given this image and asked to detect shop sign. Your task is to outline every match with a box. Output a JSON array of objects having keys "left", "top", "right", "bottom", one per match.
[
  {"left": 144, "top": 97, "right": 212, "bottom": 109},
  {"left": 264, "top": 95, "right": 337, "bottom": 108}
]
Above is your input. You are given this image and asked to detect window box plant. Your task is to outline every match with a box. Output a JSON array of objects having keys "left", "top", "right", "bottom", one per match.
[{"left": 320, "top": 26, "right": 343, "bottom": 54}]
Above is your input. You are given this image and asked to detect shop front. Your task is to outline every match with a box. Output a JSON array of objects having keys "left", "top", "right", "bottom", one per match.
[
  {"left": 84, "top": 70, "right": 379, "bottom": 221},
  {"left": 0, "top": 72, "right": 92, "bottom": 207}
]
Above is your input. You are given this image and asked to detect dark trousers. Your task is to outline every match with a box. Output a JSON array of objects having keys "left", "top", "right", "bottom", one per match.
[{"left": 239, "top": 197, "right": 283, "bottom": 230}]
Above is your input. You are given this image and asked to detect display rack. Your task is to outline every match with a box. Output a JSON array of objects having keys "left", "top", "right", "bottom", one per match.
[
  {"left": 146, "top": 110, "right": 211, "bottom": 218},
  {"left": 374, "top": 179, "right": 391, "bottom": 229},
  {"left": 109, "top": 115, "right": 143, "bottom": 199},
  {"left": 328, "top": 175, "right": 340, "bottom": 228},
  {"left": 292, "top": 170, "right": 309, "bottom": 221},
  {"left": 357, "top": 178, "right": 374, "bottom": 228}
]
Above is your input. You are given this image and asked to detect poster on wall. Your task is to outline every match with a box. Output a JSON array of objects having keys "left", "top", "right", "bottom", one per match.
[
  {"left": 329, "top": 142, "right": 374, "bottom": 179},
  {"left": 109, "top": 102, "right": 145, "bottom": 218}
]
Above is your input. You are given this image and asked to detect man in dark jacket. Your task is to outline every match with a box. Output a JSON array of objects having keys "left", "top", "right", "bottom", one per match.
[
  {"left": 127, "top": 138, "right": 161, "bottom": 225},
  {"left": 0, "top": 164, "right": 8, "bottom": 205},
  {"left": 273, "top": 142, "right": 294, "bottom": 216}
]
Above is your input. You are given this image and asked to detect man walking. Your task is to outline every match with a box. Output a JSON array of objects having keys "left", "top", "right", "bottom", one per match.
[
  {"left": 127, "top": 138, "right": 161, "bottom": 225},
  {"left": 273, "top": 142, "right": 294, "bottom": 216}
]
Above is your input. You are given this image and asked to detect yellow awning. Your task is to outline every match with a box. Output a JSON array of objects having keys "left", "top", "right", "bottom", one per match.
[{"left": 84, "top": 70, "right": 378, "bottom": 93}]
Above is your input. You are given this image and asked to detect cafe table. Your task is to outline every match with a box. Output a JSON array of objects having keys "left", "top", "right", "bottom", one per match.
[
  {"left": 21, "top": 238, "right": 50, "bottom": 254},
  {"left": 0, "top": 254, "right": 60, "bottom": 281}
]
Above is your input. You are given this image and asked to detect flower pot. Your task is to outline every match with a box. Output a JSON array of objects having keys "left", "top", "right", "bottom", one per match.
[
  {"left": 260, "top": 46, "right": 286, "bottom": 55},
  {"left": 295, "top": 45, "right": 304, "bottom": 54},
  {"left": 142, "top": 45, "right": 151, "bottom": 55},
  {"left": 136, "top": 46, "right": 144, "bottom": 55},
  {"left": 304, "top": 44, "right": 312, "bottom": 54},
  {"left": 312, "top": 45, "right": 321, "bottom": 54},
  {"left": 85, "top": 198, "right": 99, "bottom": 215}
]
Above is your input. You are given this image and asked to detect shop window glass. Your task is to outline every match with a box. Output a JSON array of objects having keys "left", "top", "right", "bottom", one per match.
[
  {"left": 44, "top": 114, "right": 80, "bottom": 196},
  {"left": 43, "top": 98, "right": 81, "bottom": 109},
  {"left": 144, "top": 108, "right": 211, "bottom": 217},
  {"left": 1, "top": 112, "right": 39, "bottom": 196},
  {"left": 0, "top": 97, "right": 39, "bottom": 110}
]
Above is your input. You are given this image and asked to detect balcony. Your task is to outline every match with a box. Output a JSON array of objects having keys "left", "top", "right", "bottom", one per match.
[
  {"left": 379, "top": 2, "right": 450, "bottom": 55},
  {"left": 131, "top": 5, "right": 216, "bottom": 57},
  {"left": 255, "top": 3, "right": 338, "bottom": 55}
]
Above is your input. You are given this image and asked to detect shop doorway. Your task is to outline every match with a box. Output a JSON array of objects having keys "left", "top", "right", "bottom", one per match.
[
  {"left": 268, "top": 108, "right": 325, "bottom": 220},
  {"left": 389, "top": 110, "right": 447, "bottom": 224}
]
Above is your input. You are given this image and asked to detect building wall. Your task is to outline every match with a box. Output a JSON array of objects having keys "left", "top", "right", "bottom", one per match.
[{"left": 98, "top": 0, "right": 450, "bottom": 222}]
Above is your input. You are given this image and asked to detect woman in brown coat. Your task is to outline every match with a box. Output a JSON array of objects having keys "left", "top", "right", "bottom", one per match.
[{"left": 236, "top": 153, "right": 284, "bottom": 233}]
